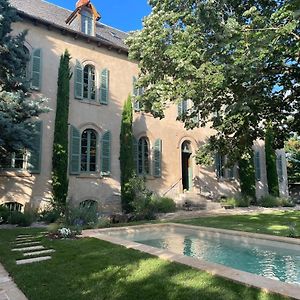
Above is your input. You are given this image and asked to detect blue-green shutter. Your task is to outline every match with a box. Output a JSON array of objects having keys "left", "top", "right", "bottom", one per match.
[
  {"left": 31, "top": 48, "right": 42, "bottom": 90},
  {"left": 228, "top": 166, "right": 234, "bottom": 179},
  {"left": 29, "top": 121, "right": 43, "bottom": 173},
  {"left": 133, "top": 137, "right": 138, "bottom": 173},
  {"left": 177, "top": 100, "right": 183, "bottom": 118},
  {"left": 215, "top": 153, "right": 222, "bottom": 178},
  {"left": 101, "top": 131, "right": 111, "bottom": 176},
  {"left": 254, "top": 151, "right": 261, "bottom": 181},
  {"left": 100, "top": 69, "right": 109, "bottom": 105},
  {"left": 74, "top": 60, "right": 83, "bottom": 100},
  {"left": 153, "top": 139, "right": 162, "bottom": 178},
  {"left": 277, "top": 154, "right": 284, "bottom": 182},
  {"left": 132, "top": 76, "right": 140, "bottom": 111},
  {"left": 69, "top": 125, "right": 80, "bottom": 175}
]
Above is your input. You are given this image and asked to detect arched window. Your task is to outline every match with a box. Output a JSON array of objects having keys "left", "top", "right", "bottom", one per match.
[
  {"left": 79, "top": 200, "right": 97, "bottom": 210},
  {"left": 83, "top": 65, "right": 96, "bottom": 101},
  {"left": 81, "top": 129, "right": 97, "bottom": 172},
  {"left": 138, "top": 137, "right": 150, "bottom": 175},
  {"left": 81, "top": 9, "right": 94, "bottom": 36},
  {"left": 3, "top": 202, "right": 23, "bottom": 212}
]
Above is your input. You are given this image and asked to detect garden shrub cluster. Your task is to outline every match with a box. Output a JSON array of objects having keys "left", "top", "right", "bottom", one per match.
[
  {"left": 259, "top": 195, "right": 295, "bottom": 208},
  {"left": 221, "top": 196, "right": 251, "bottom": 208},
  {"left": 128, "top": 176, "right": 176, "bottom": 220},
  {"left": 65, "top": 205, "right": 98, "bottom": 228},
  {"left": 0, "top": 206, "right": 36, "bottom": 227}
]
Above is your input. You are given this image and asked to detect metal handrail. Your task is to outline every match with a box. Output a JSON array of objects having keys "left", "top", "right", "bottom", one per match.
[{"left": 163, "top": 177, "right": 182, "bottom": 196}]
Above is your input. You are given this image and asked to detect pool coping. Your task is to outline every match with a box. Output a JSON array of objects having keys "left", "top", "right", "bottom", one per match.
[{"left": 83, "top": 223, "right": 300, "bottom": 300}]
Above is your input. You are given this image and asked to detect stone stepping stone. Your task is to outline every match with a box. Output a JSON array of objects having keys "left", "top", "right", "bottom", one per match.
[
  {"left": 12, "top": 245, "right": 44, "bottom": 252},
  {"left": 23, "top": 249, "right": 55, "bottom": 257},
  {"left": 15, "top": 236, "right": 38, "bottom": 241},
  {"left": 15, "top": 241, "right": 41, "bottom": 247},
  {"left": 16, "top": 256, "right": 52, "bottom": 265},
  {"left": 17, "top": 234, "right": 33, "bottom": 238}
]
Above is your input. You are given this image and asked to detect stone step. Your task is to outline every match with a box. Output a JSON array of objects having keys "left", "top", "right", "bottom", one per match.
[
  {"left": 16, "top": 256, "right": 52, "bottom": 265},
  {"left": 16, "top": 235, "right": 33, "bottom": 238},
  {"left": 12, "top": 246, "right": 45, "bottom": 252},
  {"left": 15, "top": 237, "right": 38, "bottom": 242},
  {"left": 14, "top": 241, "right": 41, "bottom": 247},
  {"left": 23, "top": 249, "right": 55, "bottom": 257}
]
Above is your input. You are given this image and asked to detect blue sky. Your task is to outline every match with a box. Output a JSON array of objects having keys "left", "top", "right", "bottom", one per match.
[{"left": 46, "top": 0, "right": 152, "bottom": 32}]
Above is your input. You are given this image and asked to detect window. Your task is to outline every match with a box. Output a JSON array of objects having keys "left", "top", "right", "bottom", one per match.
[
  {"left": 0, "top": 150, "right": 28, "bottom": 170},
  {"left": 138, "top": 137, "right": 150, "bottom": 175},
  {"left": 81, "top": 9, "right": 94, "bottom": 36},
  {"left": 81, "top": 129, "right": 97, "bottom": 172},
  {"left": 178, "top": 100, "right": 188, "bottom": 120},
  {"left": 216, "top": 154, "right": 235, "bottom": 179},
  {"left": 2, "top": 202, "right": 23, "bottom": 212},
  {"left": 79, "top": 200, "right": 97, "bottom": 210},
  {"left": 83, "top": 65, "right": 96, "bottom": 100}
]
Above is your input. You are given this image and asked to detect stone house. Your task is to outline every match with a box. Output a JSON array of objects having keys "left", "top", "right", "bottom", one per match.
[{"left": 0, "top": 0, "right": 289, "bottom": 213}]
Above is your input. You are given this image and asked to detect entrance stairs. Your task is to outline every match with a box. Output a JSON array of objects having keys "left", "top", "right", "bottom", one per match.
[{"left": 176, "top": 192, "right": 222, "bottom": 211}]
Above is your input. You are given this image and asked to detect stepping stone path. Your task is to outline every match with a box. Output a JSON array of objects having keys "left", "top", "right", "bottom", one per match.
[{"left": 11, "top": 234, "right": 55, "bottom": 266}]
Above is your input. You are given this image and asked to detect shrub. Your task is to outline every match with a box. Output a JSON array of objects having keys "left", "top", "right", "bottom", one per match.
[
  {"left": 150, "top": 196, "right": 176, "bottom": 213},
  {"left": 280, "top": 198, "right": 295, "bottom": 207},
  {"left": 221, "top": 196, "right": 251, "bottom": 208},
  {"left": 39, "top": 208, "right": 61, "bottom": 224},
  {"left": 7, "top": 211, "right": 35, "bottom": 227},
  {"left": 0, "top": 206, "right": 10, "bottom": 223},
  {"left": 260, "top": 195, "right": 281, "bottom": 207},
  {"left": 65, "top": 205, "right": 98, "bottom": 228}
]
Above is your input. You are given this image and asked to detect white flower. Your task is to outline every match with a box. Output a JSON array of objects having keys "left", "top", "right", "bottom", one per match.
[{"left": 58, "top": 227, "right": 71, "bottom": 238}]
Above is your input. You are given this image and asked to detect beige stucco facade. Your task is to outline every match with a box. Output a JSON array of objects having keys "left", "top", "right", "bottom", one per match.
[{"left": 0, "top": 6, "right": 289, "bottom": 213}]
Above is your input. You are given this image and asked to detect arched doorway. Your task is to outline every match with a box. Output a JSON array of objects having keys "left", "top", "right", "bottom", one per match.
[{"left": 181, "top": 141, "right": 193, "bottom": 191}]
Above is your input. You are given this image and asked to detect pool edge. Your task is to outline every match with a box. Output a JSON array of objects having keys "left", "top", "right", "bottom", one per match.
[{"left": 83, "top": 223, "right": 300, "bottom": 300}]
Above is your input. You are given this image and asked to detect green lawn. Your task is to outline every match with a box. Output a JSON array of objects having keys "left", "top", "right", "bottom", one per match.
[
  {"left": 177, "top": 211, "right": 300, "bottom": 237},
  {"left": 0, "top": 227, "right": 288, "bottom": 300}
]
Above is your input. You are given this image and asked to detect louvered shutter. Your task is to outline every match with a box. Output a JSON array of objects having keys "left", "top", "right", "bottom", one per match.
[
  {"left": 177, "top": 100, "right": 183, "bottom": 118},
  {"left": 277, "top": 154, "right": 284, "bottom": 182},
  {"left": 101, "top": 131, "right": 111, "bottom": 176},
  {"left": 132, "top": 76, "right": 140, "bottom": 111},
  {"left": 254, "top": 151, "right": 261, "bottom": 181},
  {"left": 215, "top": 153, "right": 222, "bottom": 178},
  {"left": 29, "top": 121, "right": 43, "bottom": 173},
  {"left": 100, "top": 69, "right": 109, "bottom": 104},
  {"left": 74, "top": 60, "right": 83, "bottom": 100},
  {"left": 31, "top": 48, "right": 42, "bottom": 90},
  {"left": 69, "top": 125, "right": 80, "bottom": 175},
  {"left": 133, "top": 137, "right": 138, "bottom": 173},
  {"left": 153, "top": 139, "right": 162, "bottom": 178}
]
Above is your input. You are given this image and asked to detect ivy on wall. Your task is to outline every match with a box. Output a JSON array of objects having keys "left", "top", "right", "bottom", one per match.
[
  {"left": 52, "top": 50, "right": 71, "bottom": 210},
  {"left": 265, "top": 127, "right": 279, "bottom": 197}
]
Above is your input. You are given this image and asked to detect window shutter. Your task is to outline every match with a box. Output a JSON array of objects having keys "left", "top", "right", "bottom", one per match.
[
  {"left": 100, "top": 69, "right": 109, "bottom": 105},
  {"left": 133, "top": 137, "right": 138, "bottom": 173},
  {"left": 254, "top": 151, "right": 261, "bottom": 181},
  {"left": 277, "top": 154, "right": 284, "bottom": 182},
  {"left": 177, "top": 100, "right": 183, "bottom": 118},
  {"left": 132, "top": 76, "right": 140, "bottom": 111},
  {"left": 101, "top": 131, "right": 111, "bottom": 176},
  {"left": 31, "top": 48, "right": 42, "bottom": 90},
  {"left": 29, "top": 121, "right": 43, "bottom": 173},
  {"left": 215, "top": 153, "right": 222, "bottom": 178},
  {"left": 74, "top": 60, "right": 83, "bottom": 100},
  {"left": 153, "top": 139, "right": 162, "bottom": 178},
  {"left": 69, "top": 125, "right": 80, "bottom": 175}
]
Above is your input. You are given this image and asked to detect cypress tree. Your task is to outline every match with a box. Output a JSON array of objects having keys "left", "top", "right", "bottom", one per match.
[
  {"left": 265, "top": 127, "right": 279, "bottom": 196},
  {"left": 52, "top": 50, "right": 71, "bottom": 210},
  {"left": 120, "top": 95, "right": 135, "bottom": 212}
]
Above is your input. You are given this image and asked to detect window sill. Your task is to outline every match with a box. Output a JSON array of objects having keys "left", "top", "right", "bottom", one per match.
[
  {"left": 76, "top": 173, "right": 103, "bottom": 179},
  {"left": 0, "top": 170, "right": 31, "bottom": 177},
  {"left": 76, "top": 99, "right": 108, "bottom": 107}
]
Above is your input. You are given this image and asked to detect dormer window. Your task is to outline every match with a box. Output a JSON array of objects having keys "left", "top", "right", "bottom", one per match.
[{"left": 81, "top": 9, "right": 94, "bottom": 36}]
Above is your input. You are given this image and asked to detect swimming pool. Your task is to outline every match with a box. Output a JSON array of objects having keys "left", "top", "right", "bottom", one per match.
[{"left": 83, "top": 223, "right": 300, "bottom": 299}]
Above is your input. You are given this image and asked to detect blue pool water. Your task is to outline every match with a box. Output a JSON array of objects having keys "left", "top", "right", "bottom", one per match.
[{"left": 134, "top": 232, "right": 300, "bottom": 284}]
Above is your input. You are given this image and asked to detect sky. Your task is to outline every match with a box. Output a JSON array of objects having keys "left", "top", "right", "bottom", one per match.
[{"left": 46, "top": 0, "right": 152, "bottom": 32}]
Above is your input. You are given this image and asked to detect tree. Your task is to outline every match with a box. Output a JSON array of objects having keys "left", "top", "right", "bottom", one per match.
[
  {"left": 0, "top": 0, "right": 46, "bottom": 155},
  {"left": 265, "top": 127, "right": 279, "bottom": 196},
  {"left": 285, "top": 136, "right": 300, "bottom": 183},
  {"left": 127, "top": 0, "right": 299, "bottom": 160},
  {"left": 119, "top": 95, "right": 135, "bottom": 212},
  {"left": 52, "top": 50, "right": 71, "bottom": 210}
]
